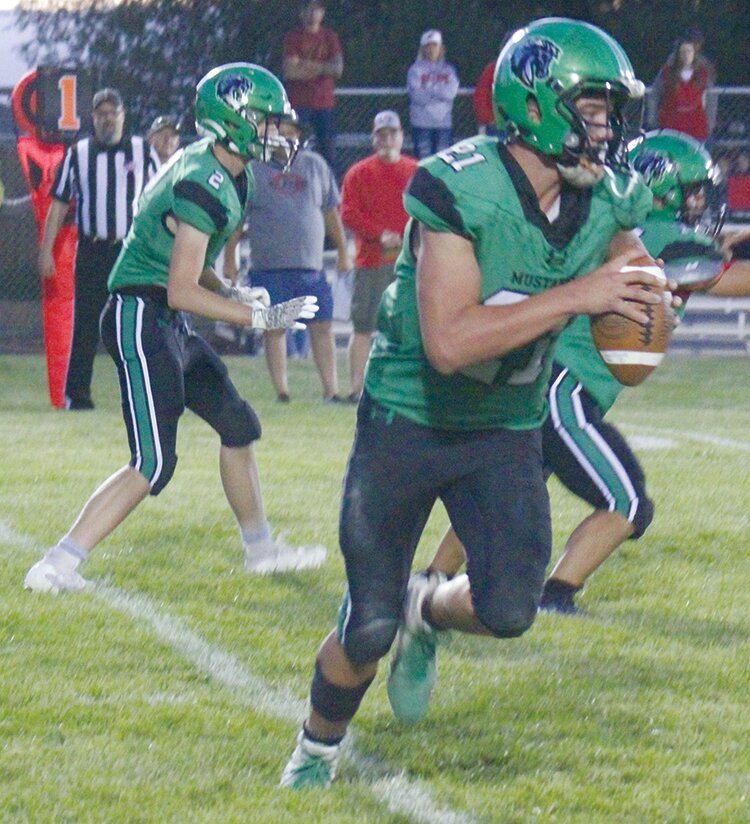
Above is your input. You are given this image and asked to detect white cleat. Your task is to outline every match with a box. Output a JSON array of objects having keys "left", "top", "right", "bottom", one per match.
[
  {"left": 24, "top": 560, "right": 89, "bottom": 594},
  {"left": 280, "top": 730, "right": 342, "bottom": 789},
  {"left": 244, "top": 535, "right": 327, "bottom": 575}
]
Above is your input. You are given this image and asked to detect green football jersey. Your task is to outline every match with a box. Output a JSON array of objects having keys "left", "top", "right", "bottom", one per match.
[
  {"left": 108, "top": 137, "right": 254, "bottom": 291},
  {"left": 365, "top": 136, "right": 652, "bottom": 430},
  {"left": 554, "top": 210, "right": 723, "bottom": 413}
]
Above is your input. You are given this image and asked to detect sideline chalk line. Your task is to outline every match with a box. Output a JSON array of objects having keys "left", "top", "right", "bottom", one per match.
[{"left": 1, "top": 519, "right": 475, "bottom": 824}]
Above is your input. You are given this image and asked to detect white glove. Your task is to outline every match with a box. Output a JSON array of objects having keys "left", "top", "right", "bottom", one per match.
[
  {"left": 219, "top": 281, "right": 271, "bottom": 308},
  {"left": 251, "top": 295, "right": 319, "bottom": 330}
]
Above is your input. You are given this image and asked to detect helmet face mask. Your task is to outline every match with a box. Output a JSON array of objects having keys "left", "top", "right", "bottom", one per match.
[
  {"left": 631, "top": 129, "right": 725, "bottom": 237},
  {"left": 556, "top": 83, "right": 640, "bottom": 177},
  {"left": 493, "top": 18, "right": 645, "bottom": 185},
  {"left": 249, "top": 111, "right": 300, "bottom": 170},
  {"left": 195, "top": 63, "right": 298, "bottom": 170}
]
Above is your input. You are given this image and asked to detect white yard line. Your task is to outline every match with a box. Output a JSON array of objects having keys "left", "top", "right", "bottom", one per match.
[
  {"left": 1, "top": 520, "right": 475, "bottom": 824},
  {"left": 628, "top": 434, "right": 678, "bottom": 450},
  {"left": 628, "top": 425, "right": 750, "bottom": 453}
]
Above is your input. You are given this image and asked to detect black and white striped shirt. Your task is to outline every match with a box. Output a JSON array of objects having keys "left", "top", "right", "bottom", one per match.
[{"left": 52, "top": 136, "right": 160, "bottom": 241}]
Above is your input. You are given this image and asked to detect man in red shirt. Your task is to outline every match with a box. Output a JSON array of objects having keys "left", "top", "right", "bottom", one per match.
[
  {"left": 283, "top": 0, "right": 343, "bottom": 171},
  {"left": 340, "top": 110, "right": 418, "bottom": 400}
]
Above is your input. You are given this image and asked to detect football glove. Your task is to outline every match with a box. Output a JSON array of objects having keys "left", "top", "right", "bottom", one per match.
[
  {"left": 251, "top": 295, "right": 319, "bottom": 330},
  {"left": 219, "top": 281, "right": 271, "bottom": 308}
]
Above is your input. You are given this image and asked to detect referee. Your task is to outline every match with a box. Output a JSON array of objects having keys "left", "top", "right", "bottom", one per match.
[{"left": 38, "top": 87, "right": 160, "bottom": 410}]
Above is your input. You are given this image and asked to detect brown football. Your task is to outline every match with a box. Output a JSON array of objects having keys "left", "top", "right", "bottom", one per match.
[{"left": 590, "top": 256, "right": 675, "bottom": 387}]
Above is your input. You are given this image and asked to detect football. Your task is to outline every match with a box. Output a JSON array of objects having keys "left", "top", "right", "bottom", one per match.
[{"left": 590, "top": 256, "right": 675, "bottom": 387}]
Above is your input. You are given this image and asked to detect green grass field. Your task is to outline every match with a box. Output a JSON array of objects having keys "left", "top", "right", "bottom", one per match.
[{"left": 1, "top": 352, "right": 749, "bottom": 823}]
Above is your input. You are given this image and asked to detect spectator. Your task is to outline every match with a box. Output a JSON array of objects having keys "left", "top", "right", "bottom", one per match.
[
  {"left": 473, "top": 33, "right": 516, "bottom": 136},
  {"left": 24, "top": 63, "right": 325, "bottom": 594},
  {"left": 727, "top": 150, "right": 750, "bottom": 215},
  {"left": 734, "top": 151, "right": 750, "bottom": 176},
  {"left": 653, "top": 35, "right": 714, "bottom": 141},
  {"left": 472, "top": 60, "right": 497, "bottom": 136},
  {"left": 340, "top": 110, "right": 418, "bottom": 401},
  {"left": 686, "top": 26, "right": 717, "bottom": 85},
  {"left": 282, "top": 0, "right": 343, "bottom": 172},
  {"left": 716, "top": 152, "right": 733, "bottom": 180},
  {"left": 407, "top": 29, "right": 460, "bottom": 159},
  {"left": 38, "top": 87, "right": 160, "bottom": 410},
  {"left": 229, "top": 118, "right": 351, "bottom": 403},
  {"left": 146, "top": 115, "right": 181, "bottom": 164}
]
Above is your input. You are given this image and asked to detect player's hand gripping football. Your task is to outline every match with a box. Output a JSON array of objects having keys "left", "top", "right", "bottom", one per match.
[
  {"left": 251, "top": 295, "right": 319, "bottom": 330},
  {"left": 571, "top": 252, "right": 673, "bottom": 326}
]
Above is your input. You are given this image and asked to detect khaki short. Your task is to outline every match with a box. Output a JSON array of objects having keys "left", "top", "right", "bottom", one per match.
[{"left": 350, "top": 263, "right": 396, "bottom": 333}]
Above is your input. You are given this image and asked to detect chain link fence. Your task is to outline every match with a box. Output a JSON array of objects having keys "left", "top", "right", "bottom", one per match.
[{"left": 2, "top": 86, "right": 750, "bottom": 353}]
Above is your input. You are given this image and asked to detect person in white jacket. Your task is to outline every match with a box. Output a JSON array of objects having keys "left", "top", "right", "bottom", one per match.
[{"left": 406, "top": 29, "right": 460, "bottom": 159}]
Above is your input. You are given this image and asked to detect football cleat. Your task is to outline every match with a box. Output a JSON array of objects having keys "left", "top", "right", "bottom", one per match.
[
  {"left": 538, "top": 579, "right": 585, "bottom": 616},
  {"left": 24, "top": 559, "right": 89, "bottom": 594},
  {"left": 538, "top": 598, "right": 586, "bottom": 616},
  {"left": 280, "top": 730, "right": 342, "bottom": 789},
  {"left": 387, "top": 571, "right": 446, "bottom": 723},
  {"left": 243, "top": 535, "right": 326, "bottom": 575}
]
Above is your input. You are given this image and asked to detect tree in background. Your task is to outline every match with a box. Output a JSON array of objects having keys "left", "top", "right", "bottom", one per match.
[{"left": 15, "top": 0, "right": 750, "bottom": 134}]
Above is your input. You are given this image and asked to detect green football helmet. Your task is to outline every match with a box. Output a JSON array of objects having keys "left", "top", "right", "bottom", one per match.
[
  {"left": 493, "top": 18, "right": 645, "bottom": 183},
  {"left": 195, "top": 62, "right": 297, "bottom": 168},
  {"left": 630, "top": 129, "right": 724, "bottom": 233}
]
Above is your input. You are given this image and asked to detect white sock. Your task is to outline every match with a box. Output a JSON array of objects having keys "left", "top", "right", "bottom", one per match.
[
  {"left": 241, "top": 521, "right": 272, "bottom": 550},
  {"left": 46, "top": 536, "right": 88, "bottom": 572}
]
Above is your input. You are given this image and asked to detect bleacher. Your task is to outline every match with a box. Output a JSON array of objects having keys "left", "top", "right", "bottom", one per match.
[{"left": 672, "top": 294, "right": 750, "bottom": 354}]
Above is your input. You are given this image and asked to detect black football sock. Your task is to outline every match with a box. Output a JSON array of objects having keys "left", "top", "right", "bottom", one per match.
[
  {"left": 540, "top": 577, "right": 581, "bottom": 609},
  {"left": 302, "top": 723, "right": 344, "bottom": 747}
]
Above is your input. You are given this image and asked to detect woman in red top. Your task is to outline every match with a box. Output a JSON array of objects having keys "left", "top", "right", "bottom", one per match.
[{"left": 654, "top": 39, "right": 713, "bottom": 141}]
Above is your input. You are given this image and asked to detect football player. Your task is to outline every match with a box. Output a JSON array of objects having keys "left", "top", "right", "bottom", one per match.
[
  {"left": 427, "top": 129, "right": 750, "bottom": 615},
  {"left": 281, "top": 18, "right": 663, "bottom": 788},
  {"left": 24, "top": 63, "right": 326, "bottom": 594}
]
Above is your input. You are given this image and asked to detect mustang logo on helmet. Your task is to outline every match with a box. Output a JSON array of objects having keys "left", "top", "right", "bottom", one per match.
[
  {"left": 511, "top": 37, "right": 560, "bottom": 89},
  {"left": 633, "top": 151, "right": 671, "bottom": 185},
  {"left": 216, "top": 75, "right": 255, "bottom": 113}
]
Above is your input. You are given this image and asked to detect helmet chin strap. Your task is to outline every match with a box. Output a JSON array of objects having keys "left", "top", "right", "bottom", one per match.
[
  {"left": 557, "top": 133, "right": 606, "bottom": 188},
  {"left": 557, "top": 161, "right": 603, "bottom": 188},
  {"left": 557, "top": 132, "right": 639, "bottom": 198},
  {"left": 558, "top": 162, "right": 639, "bottom": 199},
  {"left": 601, "top": 164, "right": 639, "bottom": 199}
]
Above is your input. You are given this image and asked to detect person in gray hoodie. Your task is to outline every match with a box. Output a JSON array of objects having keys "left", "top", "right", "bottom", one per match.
[{"left": 406, "top": 29, "right": 460, "bottom": 159}]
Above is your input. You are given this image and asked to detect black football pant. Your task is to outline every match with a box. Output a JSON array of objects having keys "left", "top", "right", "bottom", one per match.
[{"left": 65, "top": 237, "right": 122, "bottom": 407}]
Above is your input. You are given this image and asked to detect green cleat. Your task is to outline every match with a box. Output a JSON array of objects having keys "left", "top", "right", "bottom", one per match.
[
  {"left": 387, "top": 572, "right": 445, "bottom": 723},
  {"left": 280, "top": 730, "right": 342, "bottom": 789}
]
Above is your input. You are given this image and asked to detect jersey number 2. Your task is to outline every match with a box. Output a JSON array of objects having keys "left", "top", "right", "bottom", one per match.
[{"left": 208, "top": 170, "right": 224, "bottom": 190}]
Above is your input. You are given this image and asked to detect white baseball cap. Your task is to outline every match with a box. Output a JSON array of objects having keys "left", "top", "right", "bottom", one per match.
[
  {"left": 372, "top": 110, "right": 401, "bottom": 132},
  {"left": 420, "top": 29, "right": 442, "bottom": 47}
]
